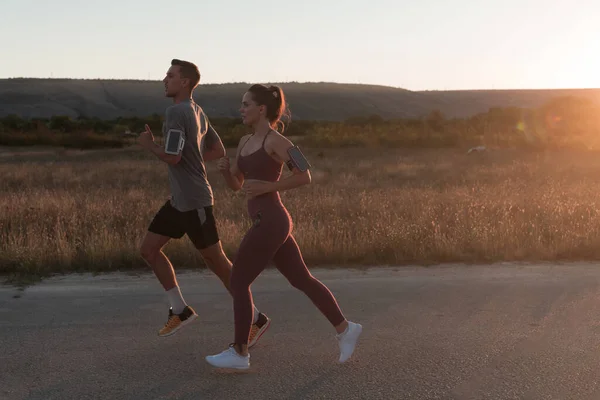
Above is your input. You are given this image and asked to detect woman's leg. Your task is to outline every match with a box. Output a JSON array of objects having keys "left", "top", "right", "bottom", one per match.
[
  {"left": 229, "top": 227, "right": 280, "bottom": 353},
  {"left": 205, "top": 213, "right": 288, "bottom": 369},
  {"left": 272, "top": 234, "right": 346, "bottom": 328},
  {"left": 272, "top": 234, "right": 363, "bottom": 363}
]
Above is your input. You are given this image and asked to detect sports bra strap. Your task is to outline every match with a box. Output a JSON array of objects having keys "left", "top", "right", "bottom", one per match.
[{"left": 262, "top": 129, "right": 273, "bottom": 147}]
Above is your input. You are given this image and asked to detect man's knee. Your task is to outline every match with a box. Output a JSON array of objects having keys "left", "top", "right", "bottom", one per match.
[
  {"left": 199, "top": 241, "right": 228, "bottom": 267},
  {"left": 140, "top": 234, "right": 168, "bottom": 264},
  {"left": 140, "top": 243, "right": 159, "bottom": 264}
]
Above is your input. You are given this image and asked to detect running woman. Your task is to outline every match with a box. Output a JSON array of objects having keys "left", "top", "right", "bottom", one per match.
[{"left": 205, "top": 84, "right": 362, "bottom": 369}]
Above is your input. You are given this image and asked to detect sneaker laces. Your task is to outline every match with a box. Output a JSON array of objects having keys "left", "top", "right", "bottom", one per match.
[
  {"left": 249, "top": 324, "right": 259, "bottom": 338},
  {"left": 163, "top": 315, "right": 180, "bottom": 329}
]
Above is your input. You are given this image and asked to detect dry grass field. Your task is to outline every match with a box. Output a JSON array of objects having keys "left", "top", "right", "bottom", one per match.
[{"left": 3, "top": 145, "right": 600, "bottom": 281}]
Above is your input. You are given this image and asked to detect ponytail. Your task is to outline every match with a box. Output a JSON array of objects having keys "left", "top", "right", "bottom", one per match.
[{"left": 248, "top": 84, "right": 291, "bottom": 132}]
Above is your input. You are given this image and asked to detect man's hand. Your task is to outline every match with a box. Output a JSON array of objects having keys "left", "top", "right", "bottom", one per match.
[
  {"left": 138, "top": 124, "right": 155, "bottom": 150},
  {"left": 242, "top": 179, "right": 273, "bottom": 199},
  {"left": 217, "top": 157, "right": 230, "bottom": 174}
]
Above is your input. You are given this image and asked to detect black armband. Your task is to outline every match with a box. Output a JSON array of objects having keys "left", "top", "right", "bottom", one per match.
[
  {"left": 165, "top": 129, "right": 185, "bottom": 155},
  {"left": 286, "top": 146, "right": 311, "bottom": 172}
]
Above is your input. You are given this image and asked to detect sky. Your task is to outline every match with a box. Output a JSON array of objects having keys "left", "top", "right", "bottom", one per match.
[{"left": 1, "top": 0, "right": 599, "bottom": 91}]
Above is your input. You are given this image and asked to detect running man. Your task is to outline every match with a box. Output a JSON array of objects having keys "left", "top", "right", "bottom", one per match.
[{"left": 137, "top": 59, "right": 270, "bottom": 346}]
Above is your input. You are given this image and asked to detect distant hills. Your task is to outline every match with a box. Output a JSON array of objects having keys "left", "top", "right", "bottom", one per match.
[{"left": 1, "top": 78, "right": 599, "bottom": 121}]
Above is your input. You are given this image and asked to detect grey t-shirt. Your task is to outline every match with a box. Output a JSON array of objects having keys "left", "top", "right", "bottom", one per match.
[{"left": 162, "top": 99, "right": 219, "bottom": 212}]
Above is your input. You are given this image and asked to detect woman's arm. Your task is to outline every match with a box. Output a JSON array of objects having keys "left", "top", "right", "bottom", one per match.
[
  {"left": 241, "top": 133, "right": 311, "bottom": 198},
  {"left": 269, "top": 134, "right": 311, "bottom": 191},
  {"left": 217, "top": 134, "right": 250, "bottom": 192}
]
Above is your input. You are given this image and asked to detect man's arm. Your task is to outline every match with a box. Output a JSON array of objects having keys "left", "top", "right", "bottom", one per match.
[
  {"left": 202, "top": 122, "right": 226, "bottom": 162},
  {"left": 147, "top": 140, "right": 182, "bottom": 165},
  {"left": 138, "top": 107, "right": 185, "bottom": 165}
]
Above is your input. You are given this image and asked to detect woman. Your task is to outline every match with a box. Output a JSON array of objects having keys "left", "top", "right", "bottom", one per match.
[{"left": 205, "top": 84, "right": 362, "bottom": 369}]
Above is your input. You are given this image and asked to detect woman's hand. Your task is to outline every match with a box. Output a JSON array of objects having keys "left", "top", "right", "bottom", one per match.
[
  {"left": 217, "top": 157, "right": 231, "bottom": 174},
  {"left": 242, "top": 179, "right": 273, "bottom": 198}
]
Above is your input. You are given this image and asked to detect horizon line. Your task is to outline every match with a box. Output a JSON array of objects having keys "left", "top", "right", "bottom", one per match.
[{"left": 1, "top": 76, "right": 600, "bottom": 92}]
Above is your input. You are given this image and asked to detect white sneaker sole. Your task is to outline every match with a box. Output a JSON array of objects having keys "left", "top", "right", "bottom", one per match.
[
  {"left": 339, "top": 323, "right": 363, "bottom": 363},
  {"left": 205, "top": 359, "right": 250, "bottom": 370},
  {"left": 205, "top": 354, "right": 250, "bottom": 370},
  {"left": 158, "top": 313, "right": 198, "bottom": 337}
]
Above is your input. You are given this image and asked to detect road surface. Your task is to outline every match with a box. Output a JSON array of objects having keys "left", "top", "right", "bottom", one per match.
[{"left": 2, "top": 264, "right": 600, "bottom": 400}]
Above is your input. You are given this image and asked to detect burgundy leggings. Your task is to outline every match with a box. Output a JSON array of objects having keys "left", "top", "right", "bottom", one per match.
[{"left": 230, "top": 204, "right": 346, "bottom": 345}]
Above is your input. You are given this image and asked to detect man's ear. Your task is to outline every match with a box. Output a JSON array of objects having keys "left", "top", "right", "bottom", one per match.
[{"left": 181, "top": 77, "right": 190, "bottom": 89}]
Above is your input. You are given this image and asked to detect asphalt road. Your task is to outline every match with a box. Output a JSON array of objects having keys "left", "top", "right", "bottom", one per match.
[{"left": 2, "top": 264, "right": 600, "bottom": 400}]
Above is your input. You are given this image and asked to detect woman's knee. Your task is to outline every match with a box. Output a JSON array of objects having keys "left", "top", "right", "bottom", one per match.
[
  {"left": 288, "top": 273, "right": 317, "bottom": 291},
  {"left": 230, "top": 269, "right": 251, "bottom": 294}
]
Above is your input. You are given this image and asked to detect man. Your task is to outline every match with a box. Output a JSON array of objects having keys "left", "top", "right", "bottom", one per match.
[{"left": 138, "top": 59, "right": 270, "bottom": 347}]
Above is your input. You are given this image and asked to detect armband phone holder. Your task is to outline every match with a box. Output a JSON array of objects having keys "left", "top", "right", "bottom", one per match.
[
  {"left": 286, "top": 146, "right": 311, "bottom": 172},
  {"left": 165, "top": 129, "right": 185, "bottom": 155}
]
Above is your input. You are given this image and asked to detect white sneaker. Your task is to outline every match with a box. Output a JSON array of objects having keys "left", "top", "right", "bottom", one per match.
[
  {"left": 336, "top": 321, "right": 362, "bottom": 363},
  {"left": 205, "top": 346, "right": 250, "bottom": 370}
]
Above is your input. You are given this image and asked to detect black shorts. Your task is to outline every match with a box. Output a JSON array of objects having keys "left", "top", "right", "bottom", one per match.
[{"left": 148, "top": 201, "right": 220, "bottom": 250}]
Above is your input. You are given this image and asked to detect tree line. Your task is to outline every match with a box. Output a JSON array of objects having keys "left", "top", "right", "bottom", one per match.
[{"left": 1, "top": 96, "right": 598, "bottom": 150}]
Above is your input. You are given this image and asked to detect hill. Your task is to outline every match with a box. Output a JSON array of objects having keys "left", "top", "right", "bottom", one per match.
[{"left": 1, "top": 78, "right": 600, "bottom": 120}]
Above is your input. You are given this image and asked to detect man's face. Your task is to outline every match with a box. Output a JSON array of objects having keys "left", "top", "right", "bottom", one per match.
[{"left": 162, "top": 65, "right": 187, "bottom": 97}]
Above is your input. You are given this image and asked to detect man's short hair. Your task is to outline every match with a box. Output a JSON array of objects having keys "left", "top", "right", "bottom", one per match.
[{"left": 171, "top": 59, "right": 201, "bottom": 89}]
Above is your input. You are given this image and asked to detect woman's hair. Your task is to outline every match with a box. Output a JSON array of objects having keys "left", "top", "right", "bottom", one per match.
[{"left": 247, "top": 84, "right": 291, "bottom": 132}]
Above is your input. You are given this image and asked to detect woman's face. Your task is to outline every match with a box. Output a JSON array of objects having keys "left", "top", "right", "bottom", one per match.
[{"left": 240, "top": 92, "right": 264, "bottom": 126}]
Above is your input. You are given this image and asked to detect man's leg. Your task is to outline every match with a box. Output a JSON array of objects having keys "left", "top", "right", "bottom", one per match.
[
  {"left": 142, "top": 201, "right": 197, "bottom": 337},
  {"left": 140, "top": 231, "right": 177, "bottom": 290},
  {"left": 197, "top": 240, "right": 233, "bottom": 295}
]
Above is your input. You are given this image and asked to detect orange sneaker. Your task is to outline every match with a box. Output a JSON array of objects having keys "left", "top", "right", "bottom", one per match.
[
  {"left": 158, "top": 306, "right": 198, "bottom": 337},
  {"left": 248, "top": 313, "right": 271, "bottom": 348}
]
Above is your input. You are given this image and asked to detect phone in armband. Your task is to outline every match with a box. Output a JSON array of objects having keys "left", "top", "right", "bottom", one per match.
[
  {"left": 165, "top": 129, "right": 185, "bottom": 155},
  {"left": 286, "top": 146, "right": 311, "bottom": 172}
]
